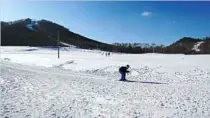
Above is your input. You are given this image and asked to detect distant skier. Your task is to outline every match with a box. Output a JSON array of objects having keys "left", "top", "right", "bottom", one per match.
[
  {"left": 119, "top": 65, "right": 130, "bottom": 81},
  {"left": 108, "top": 52, "right": 111, "bottom": 56}
]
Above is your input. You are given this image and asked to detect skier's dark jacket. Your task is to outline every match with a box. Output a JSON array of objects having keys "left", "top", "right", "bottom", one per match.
[{"left": 119, "top": 66, "right": 129, "bottom": 73}]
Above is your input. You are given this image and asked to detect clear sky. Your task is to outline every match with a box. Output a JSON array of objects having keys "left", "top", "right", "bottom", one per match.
[{"left": 1, "top": 1, "right": 210, "bottom": 45}]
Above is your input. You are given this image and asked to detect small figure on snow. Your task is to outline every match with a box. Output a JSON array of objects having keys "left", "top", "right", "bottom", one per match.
[
  {"left": 119, "top": 65, "right": 130, "bottom": 81},
  {"left": 107, "top": 52, "right": 110, "bottom": 56}
]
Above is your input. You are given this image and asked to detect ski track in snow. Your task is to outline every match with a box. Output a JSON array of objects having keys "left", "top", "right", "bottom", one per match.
[{"left": 1, "top": 46, "right": 210, "bottom": 118}]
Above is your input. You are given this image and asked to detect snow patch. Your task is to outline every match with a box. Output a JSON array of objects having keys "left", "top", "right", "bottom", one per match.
[
  {"left": 26, "top": 24, "right": 35, "bottom": 31},
  {"left": 60, "top": 41, "right": 77, "bottom": 48},
  {"left": 192, "top": 41, "right": 204, "bottom": 52},
  {"left": 26, "top": 21, "right": 37, "bottom": 31}
]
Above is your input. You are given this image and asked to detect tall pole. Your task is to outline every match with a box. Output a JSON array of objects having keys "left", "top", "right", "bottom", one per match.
[{"left": 57, "top": 30, "right": 60, "bottom": 59}]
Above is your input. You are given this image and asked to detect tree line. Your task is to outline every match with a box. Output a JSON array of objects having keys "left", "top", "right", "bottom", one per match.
[{"left": 110, "top": 37, "right": 210, "bottom": 54}]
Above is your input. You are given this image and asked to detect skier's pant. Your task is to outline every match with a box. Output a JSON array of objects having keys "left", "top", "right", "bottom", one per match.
[{"left": 120, "top": 72, "right": 126, "bottom": 81}]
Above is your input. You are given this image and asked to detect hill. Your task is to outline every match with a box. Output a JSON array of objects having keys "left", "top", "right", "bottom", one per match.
[
  {"left": 164, "top": 37, "right": 210, "bottom": 54},
  {"left": 1, "top": 18, "right": 210, "bottom": 54},
  {"left": 1, "top": 18, "right": 114, "bottom": 51}
]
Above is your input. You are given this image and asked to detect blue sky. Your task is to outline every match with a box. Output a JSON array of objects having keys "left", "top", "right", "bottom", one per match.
[{"left": 1, "top": 1, "right": 210, "bottom": 45}]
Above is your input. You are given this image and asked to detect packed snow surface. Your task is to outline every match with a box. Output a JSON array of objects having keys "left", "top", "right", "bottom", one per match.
[{"left": 1, "top": 46, "right": 210, "bottom": 118}]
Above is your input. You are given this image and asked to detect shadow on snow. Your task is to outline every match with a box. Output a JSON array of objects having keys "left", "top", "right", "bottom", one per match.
[{"left": 121, "top": 80, "right": 167, "bottom": 84}]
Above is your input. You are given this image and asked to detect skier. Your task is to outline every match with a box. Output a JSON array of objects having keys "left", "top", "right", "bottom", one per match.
[
  {"left": 108, "top": 52, "right": 111, "bottom": 56},
  {"left": 119, "top": 65, "right": 130, "bottom": 81}
]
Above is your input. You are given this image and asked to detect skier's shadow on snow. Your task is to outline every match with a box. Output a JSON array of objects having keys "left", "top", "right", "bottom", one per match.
[
  {"left": 123, "top": 80, "right": 167, "bottom": 84},
  {"left": 24, "top": 49, "right": 38, "bottom": 51}
]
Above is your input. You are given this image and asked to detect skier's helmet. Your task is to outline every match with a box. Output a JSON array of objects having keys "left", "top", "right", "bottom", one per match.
[{"left": 126, "top": 64, "right": 130, "bottom": 68}]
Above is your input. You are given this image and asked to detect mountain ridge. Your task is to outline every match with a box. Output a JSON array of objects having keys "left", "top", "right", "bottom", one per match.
[{"left": 1, "top": 18, "right": 210, "bottom": 54}]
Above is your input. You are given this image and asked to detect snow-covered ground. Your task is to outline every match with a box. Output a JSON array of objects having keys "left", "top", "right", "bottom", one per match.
[{"left": 1, "top": 46, "right": 210, "bottom": 118}]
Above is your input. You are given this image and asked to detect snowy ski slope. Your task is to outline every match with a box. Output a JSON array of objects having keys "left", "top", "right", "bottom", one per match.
[{"left": 1, "top": 46, "right": 210, "bottom": 118}]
